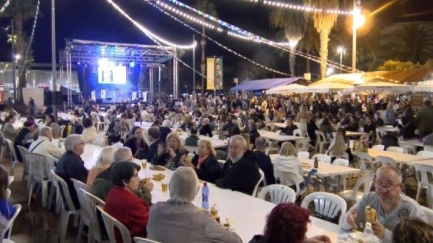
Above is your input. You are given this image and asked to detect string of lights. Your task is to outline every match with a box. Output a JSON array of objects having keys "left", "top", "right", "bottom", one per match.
[
  {"left": 105, "top": 0, "right": 216, "bottom": 83},
  {"left": 20, "top": 0, "right": 40, "bottom": 77},
  {"left": 240, "top": 0, "right": 352, "bottom": 15},
  {"left": 0, "top": 0, "right": 12, "bottom": 15},
  {"left": 106, "top": 0, "right": 196, "bottom": 49},
  {"left": 154, "top": 0, "right": 360, "bottom": 73},
  {"left": 146, "top": 0, "right": 291, "bottom": 76}
]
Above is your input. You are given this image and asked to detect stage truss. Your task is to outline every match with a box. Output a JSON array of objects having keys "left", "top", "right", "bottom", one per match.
[{"left": 61, "top": 39, "right": 179, "bottom": 107}]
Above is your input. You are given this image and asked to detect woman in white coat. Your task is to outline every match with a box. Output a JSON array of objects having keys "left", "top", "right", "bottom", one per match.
[{"left": 273, "top": 142, "right": 304, "bottom": 192}]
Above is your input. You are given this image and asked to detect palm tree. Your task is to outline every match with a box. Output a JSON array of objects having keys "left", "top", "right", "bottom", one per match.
[
  {"left": 195, "top": 0, "right": 218, "bottom": 95},
  {"left": 383, "top": 23, "right": 433, "bottom": 64},
  {"left": 269, "top": 0, "right": 305, "bottom": 77},
  {"left": 303, "top": 0, "right": 339, "bottom": 79},
  {"left": 2, "top": 0, "right": 37, "bottom": 104},
  {"left": 297, "top": 22, "right": 320, "bottom": 74}
]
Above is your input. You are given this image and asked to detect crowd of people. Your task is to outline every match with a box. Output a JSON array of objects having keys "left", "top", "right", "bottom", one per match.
[{"left": 0, "top": 93, "right": 432, "bottom": 243}]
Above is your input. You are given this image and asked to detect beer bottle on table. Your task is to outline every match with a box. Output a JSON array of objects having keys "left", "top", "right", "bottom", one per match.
[{"left": 314, "top": 157, "right": 318, "bottom": 168}]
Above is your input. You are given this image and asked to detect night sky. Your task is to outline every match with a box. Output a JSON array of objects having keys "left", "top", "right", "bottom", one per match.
[{"left": 0, "top": 0, "right": 432, "bottom": 75}]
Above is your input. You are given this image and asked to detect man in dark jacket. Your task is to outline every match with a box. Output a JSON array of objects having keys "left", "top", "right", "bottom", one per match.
[
  {"left": 92, "top": 147, "right": 152, "bottom": 203},
  {"left": 216, "top": 135, "right": 261, "bottom": 195},
  {"left": 254, "top": 137, "right": 276, "bottom": 185},
  {"left": 55, "top": 134, "right": 89, "bottom": 209},
  {"left": 147, "top": 127, "right": 164, "bottom": 163},
  {"left": 14, "top": 120, "right": 37, "bottom": 161}
]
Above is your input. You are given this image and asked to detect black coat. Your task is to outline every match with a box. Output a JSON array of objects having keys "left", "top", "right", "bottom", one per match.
[
  {"left": 215, "top": 150, "right": 261, "bottom": 195},
  {"left": 159, "top": 127, "right": 172, "bottom": 143},
  {"left": 123, "top": 137, "right": 150, "bottom": 159},
  {"left": 14, "top": 127, "right": 32, "bottom": 161},
  {"left": 55, "top": 151, "right": 89, "bottom": 210},
  {"left": 254, "top": 150, "right": 276, "bottom": 185},
  {"left": 148, "top": 139, "right": 163, "bottom": 163},
  {"left": 191, "top": 154, "right": 221, "bottom": 183},
  {"left": 199, "top": 124, "right": 213, "bottom": 137}
]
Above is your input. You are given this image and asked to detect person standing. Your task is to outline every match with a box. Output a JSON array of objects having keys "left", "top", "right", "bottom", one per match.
[
  {"left": 416, "top": 100, "right": 433, "bottom": 139},
  {"left": 29, "top": 97, "right": 36, "bottom": 116}
]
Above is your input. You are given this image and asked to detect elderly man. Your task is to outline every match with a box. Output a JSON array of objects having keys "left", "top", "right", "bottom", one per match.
[
  {"left": 29, "top": 126, "right": 64, "bottom": 159},
  {"left": 339, "top": 166, "right": 426, "bottom": 243},
  {"left": 55, "top": 134, "right": 89, "bottom": 209},
  {"left": 215, "top": 135, "right": 261, "bottom": 195},
  {"left": 14, "top": 120, "right": 37, "bottom": 161},
  {"left": 92, "top": 147, "right": 153, "bottom": 204},
  {"left": 198, "top": 118, "right": 212, "bottom": 137}
]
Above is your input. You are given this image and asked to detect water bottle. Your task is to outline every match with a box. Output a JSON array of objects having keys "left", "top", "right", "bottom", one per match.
[
  {"left": 362, "top": 222, "right": 375, "bottom": 243},
  {"left": 202, "top": 182, "right": 209, "bottom": 210},
  {"left": 57, "top": 139, "right": 62, "bottom": 148}
]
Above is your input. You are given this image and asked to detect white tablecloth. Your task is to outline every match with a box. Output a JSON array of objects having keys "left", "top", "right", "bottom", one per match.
[{"left": 258, "top": 130, "right": 304, "bottom": 142}]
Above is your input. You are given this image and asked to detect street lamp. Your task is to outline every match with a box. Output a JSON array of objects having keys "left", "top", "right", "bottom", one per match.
[
  {"left": 337, "top": 46, "right": 344, "bottom": 73},
  {"left": 352, "top": 0, "right": 365, "bottom": 73},
  {"left": 14, "top": 54, "right": 20, "bottom": 61},
  {"left": 326, "top": 67, "right": 334, "bottom": 77}
]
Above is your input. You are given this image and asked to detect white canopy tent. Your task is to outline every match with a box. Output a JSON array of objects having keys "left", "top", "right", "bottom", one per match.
[
  {"left": 266, "top": 84, "right": 308, "bottom": 94},
  {"left": 303, "top": 83, "right": 353, "bottom": 93},
  {"left": 342, "top": 82, "right": 410, "bottom": 96},
  {"left": 411, "top": 80, "right": 433, "bottom": 93}
]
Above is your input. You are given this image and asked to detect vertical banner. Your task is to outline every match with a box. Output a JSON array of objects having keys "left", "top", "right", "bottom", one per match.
[
  {"left": 206, "top": 58, "right": 215, "bottom": 90},
  {"left": 214, "top": 57, "right": 223, "bottom": 90}
]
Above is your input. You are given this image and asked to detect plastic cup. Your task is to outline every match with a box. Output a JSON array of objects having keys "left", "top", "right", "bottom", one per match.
[
  {"left": 161, "top": 181, "right": 168, "bottom": 192},
  {"left": 141, "top": 160, "right": 147, "bottom": 170}
]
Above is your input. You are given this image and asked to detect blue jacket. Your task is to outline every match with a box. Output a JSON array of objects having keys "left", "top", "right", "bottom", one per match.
[{"left": 0, "top": 199, "right": 16, "bottom": 237}]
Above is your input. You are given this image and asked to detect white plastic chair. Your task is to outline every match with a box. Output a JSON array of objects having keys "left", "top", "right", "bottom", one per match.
[
  {"left": 274, "top": 170, "right": 303, "bottom": 195},
  {"left": 298, "top": 151, "right": 310, "bottom": 159},
  {"left": 376, "top": 156, "right": 398, "bottom": 168},
  {"left": 414, "top": 164, "right": 433, "bottom": 207},
  {"left": 258, "top": 185, "right": 297, "bottom": 204},
  {"left": 425, "top": 146, "right": 433, "bottom": 152},
  {"left": 312, "top": 154, "right": 331, "bottom": 164},
  {"left": 422, "top": 206, "right": 433, "bottom": 224},
  {"left": 5, "top": 139, "right": 18, "bottom": 176},
  {"left": 386, "top": 146, "right": 404, "bottom": 153},
  {"left": 417, "top": 151, "right": 433, "bottom": 158},
  {"left": 97, "top": 205, "right": 132, "bottom": 243},
  {"left": 16, "top": 145, "right": 30, "bottom": 182},
  {"left": 25, "top": 153, "right": 50, "bottom": 208},
  {"left": 72, "top": 181, "right": 96, "bottom": 243},
  {"left": 52, "top": 170, "right": 80, "bottom": 243},
  {"left": 293, "top": 129, "right": 303, "bottom": 137},
  {"left": 134, "top": 238, "right": 162, "bottom": 243},
  {"left": 295, "top": 138, "right": 310, "bottom": 152},
  {"left": 92, "top": 137, "right": 107, "bottom": 147},
  {"left": 356, "top": 152, "right": 376, "bottom": 174},
  {"left": 339, "top": 174, "right": 374, "bottom": 202},
  {"left": 371, "top": 145, "right": 384, "bottom": 151},
  {"left": 44, "top": 155, "right": 59, "bottom": 211},
  {"left": 59, "top": 125, "right": 66, "bottom": 138},
  {"left": 301, "top": 192, "right": 347, "bottom": 221},
  {"left": 315, "top": 131, "right": 330, "bottom": 154},
  {"left": 4, "top": 204, "right": 22, "bottom": 240},
  {"left": 330, "top": 159, "right": 350, "bottom": 191},
  {"left": 78, "top": 189, "right": 106, "bottom": 243},
  {"left": 0, "top": 131, "right": 6, "bottom": 163},
  {"left": 400, "top": 144, "right": 416, "bottom": 154},
  {"left": 252, "top": 169, "right": 264, "bottom": 197}
]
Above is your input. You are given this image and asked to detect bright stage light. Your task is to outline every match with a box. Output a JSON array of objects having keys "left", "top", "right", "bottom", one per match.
[
  {"left": 130, "top": 61, "right": 136, "bottom": 68},
  {"left": 98, "top": 58, "right": 109, "bottom": 67}
]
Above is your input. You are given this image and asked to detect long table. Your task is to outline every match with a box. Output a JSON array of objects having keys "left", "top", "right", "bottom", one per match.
[
  {"left": 258, "top": 130, "right": 304, "bottom": 142},
  {"left": 79, "top": 143, "right": 349, "bottom": 242},
  {"left": 366, "top": 149, "right": 432, "bottom": 164}
]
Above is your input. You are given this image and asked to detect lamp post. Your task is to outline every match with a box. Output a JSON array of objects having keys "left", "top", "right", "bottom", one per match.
[
  {"left": 337, "top": 46, "right": 344, "bottom": 73},
  {"left": 10, "top": 19, "right": 16, "bottom": 101},
  {"left": 352, "top": 0, "right": 365, "bottom": 73},
  {"left": 51, "top": 0, "right": 57, "bottom": 114}
]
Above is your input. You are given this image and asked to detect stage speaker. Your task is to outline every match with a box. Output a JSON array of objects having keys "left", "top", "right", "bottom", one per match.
[{"left": 44, "top": 91, "right": 64, "bottom": 106}]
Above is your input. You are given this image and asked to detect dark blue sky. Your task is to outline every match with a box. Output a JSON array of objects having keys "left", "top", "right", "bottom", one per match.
[{"left": 0, "top": 0, "right": 432, "bottom": 71}]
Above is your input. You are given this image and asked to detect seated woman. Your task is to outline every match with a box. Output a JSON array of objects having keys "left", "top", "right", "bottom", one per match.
[
  {"left": 319, "top": 118, "right": 334, "bottom": 139},
  {"left": 182, "top": 140, "right": 221, "bottom": 183},
  {"left": 0, "top": 165, "right": 16, "bottom": 238},
  {"left": 45, "top": 114, "right": 60, "bottom": 139},
  {"left": 327, "top": 132, "right": 348, "bottom": 162},
  {"left": 179, "top": 115, "right": 194, "bottom": 131},
  {"left": 273, "top": 142, "right": 304, "bottom": 192},
  {"left": 2, "top": 114, "right": 18, "bottom": 142},
  {"left": 280, "top": 118, "right": 298, "bottom": 136},
  {"left": 198, "top": 118, "right": 213, "bottom": 137},
  {"left": 81, "top": 118, "right": 98, "bottom": 144},
  {"left": 86, "top": 146, "right": 116, "bottom": 186},
  {"left": 147, "top": 167, "right": 242, "bottom": 243},
  {"left": 123, "top": 126, "right": 150, "bottom": 159},
  {"left": 248, "top": 123, "right": 260, "bottom": 150},
  {"left": 152, "top": 133, "right": 189, "bottom": 169},
  {"left": 344, "top": 115, "right": 359, "bottom": 132},
  {"left": 104, "top": 162, "right": 149, "bottom": 242},
  {"left": 249, "top": 203, "right": 330, "bottom": 243}
]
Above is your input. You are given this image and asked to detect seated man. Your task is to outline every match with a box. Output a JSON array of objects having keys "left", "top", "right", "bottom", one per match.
[
  {"left": 14, "top": 120, "right": 37, "bottom": 161},
  {"left": 29, "top": 126, "right": 65, "bottom": 160},
  {"left": 280, "top": 118, "right": 298, "bottom": 136},
  {"left": 339, "top": 166, "right": 427, "bottom": 243},
  {"left": 254, "top": 137, "right": 276, "bottom": 185},
  {"left": 215, "top": 135, "right": 260, "bottom": 195},
  {"left": 185, "top": 127, "right": 199, "bottom": 147},
  {"left": 92, "top": 147, "right": 153, "bottom": 204}
]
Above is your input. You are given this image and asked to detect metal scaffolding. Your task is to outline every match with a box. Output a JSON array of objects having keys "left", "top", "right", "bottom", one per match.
[{"left": 62, "top": 39, "right": 178, "bottom": 107}]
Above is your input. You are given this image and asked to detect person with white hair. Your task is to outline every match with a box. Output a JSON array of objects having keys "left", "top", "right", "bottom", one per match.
[
  {"left": 198, "top": 117, "right": 212, "bottom": 137},
  {"left": 29, "top": 126, "right": 65, "bottom": 160},
  {"left": 147, "top": 167, "right": 242, "bottom": 243},
  {"left": 92, "top": 147, "right": 153, "bottom": 204},
  {"left": 86, "top": 146, "right": 116, "bottom": 186},
  {"left": 215, "top": 135, "right": 261, "bottom": 195},
  {"left": 55, "top": 134, "right": 89, "bottom": 209}
]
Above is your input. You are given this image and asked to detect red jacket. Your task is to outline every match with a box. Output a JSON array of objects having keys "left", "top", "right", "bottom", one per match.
[{"left": 104, "top": 186, "right": 149, "bottom": 242}]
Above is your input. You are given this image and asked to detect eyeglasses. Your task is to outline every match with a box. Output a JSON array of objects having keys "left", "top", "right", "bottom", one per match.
[{"left": 375, "top": 181, "right": 400, "bottom": 191}]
